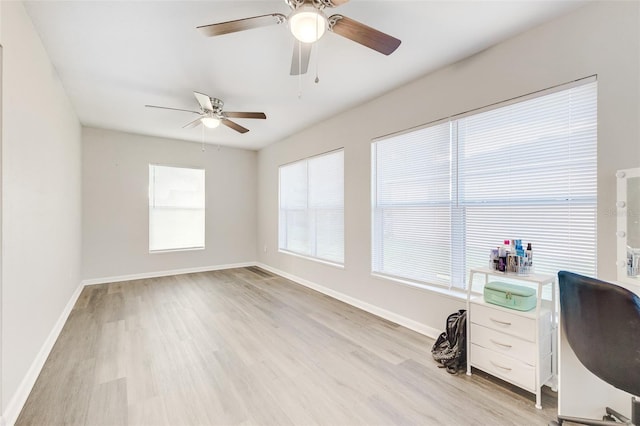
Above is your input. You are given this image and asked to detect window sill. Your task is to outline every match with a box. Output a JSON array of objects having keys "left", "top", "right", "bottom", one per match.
[
  {"left": 370, "top": 272, "right": 467, "bottom": 302},
  {"left": 149, "top": 246, "right": 205, "bottom": 254},
  {"left": 278, "top": 249, "right": 345, "bottom": 270}
]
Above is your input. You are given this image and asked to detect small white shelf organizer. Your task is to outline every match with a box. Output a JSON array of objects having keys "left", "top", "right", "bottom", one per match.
[{"left": 465, "top": 267, "right": 557, "bottom": 409}]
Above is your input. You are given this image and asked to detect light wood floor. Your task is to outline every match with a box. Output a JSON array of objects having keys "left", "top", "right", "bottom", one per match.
[{"left": 17, "top": 267, "right": 557, "bottom": 425}]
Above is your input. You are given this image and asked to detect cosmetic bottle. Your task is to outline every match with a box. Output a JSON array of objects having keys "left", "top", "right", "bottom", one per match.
[
  {"left": 526, "top": 243, "right": 533, "bottom": 266},
  {"left": 496, "top": 240, "right": 509, "bottom": 272}
]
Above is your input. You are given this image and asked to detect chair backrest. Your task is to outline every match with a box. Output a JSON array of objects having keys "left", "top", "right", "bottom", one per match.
[{"left": 558, "top": 271, "right": 640, "bottom": 396}]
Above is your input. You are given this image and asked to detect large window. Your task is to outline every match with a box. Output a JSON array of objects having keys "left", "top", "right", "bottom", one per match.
[
  {"left": 372, "top": 78, "right": 597, "bottom": 289},
  {"left": 279, "top": 149, "right": 344, "bottom": 265},
  {"left": 149, "top": 164, "right": 205, "bottom": 252}
]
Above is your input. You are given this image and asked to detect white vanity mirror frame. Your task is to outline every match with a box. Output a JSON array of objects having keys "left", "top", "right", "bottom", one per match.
[{"left": 616, "top": 167, "right": 640, "bottom": 286}]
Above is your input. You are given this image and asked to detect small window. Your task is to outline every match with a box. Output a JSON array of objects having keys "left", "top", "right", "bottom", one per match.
[
  {"left": 279, "top": 149, "right": 344, "bottom": 265},
  {"left": 149, "top": 164, "right": 205, "bottom": 252}
]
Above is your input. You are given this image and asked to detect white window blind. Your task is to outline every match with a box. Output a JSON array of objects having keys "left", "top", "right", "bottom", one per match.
[
  {"left": 279, "top": 150, "right": 344, "bottom": 264},
  {"left": 372, "top": 79, "right": 597, "bottom": 289},
  {"left": 372, "top": 122, "right": 452, "bottom": 286},
  {"left": 149, "top": 165, "right": 205, "bottom": 252}
]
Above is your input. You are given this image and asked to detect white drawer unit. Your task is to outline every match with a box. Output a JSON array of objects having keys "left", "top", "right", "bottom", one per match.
[
  {"left": 470, "top": 342, "right": 537, "bottom": 390},
  {"left": 471, "top": 303, "right": 537, "bottom": 340},
  {"left": 466, "top": 268, "right": 557, "bottom": 409},
  {"left": 470, "top": 323, "right": 537, "bottom": 365}
]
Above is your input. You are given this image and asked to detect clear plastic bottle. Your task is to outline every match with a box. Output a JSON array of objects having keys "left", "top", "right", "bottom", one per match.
[{"left": 504, "top": 239, "right": 512, "bottom": 255}]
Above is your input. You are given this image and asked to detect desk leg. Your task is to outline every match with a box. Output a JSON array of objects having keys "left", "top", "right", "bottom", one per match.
[
  {"left": 466, "top": 272, "right": 473, "bottom": 376},
  {"left": 552, "top": 279, "right": 558, "bottom": 392}
]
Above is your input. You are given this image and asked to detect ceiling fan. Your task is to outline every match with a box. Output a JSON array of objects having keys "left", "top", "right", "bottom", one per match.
[
  {"left": 145, "top": 92, "right": 266, "bottom": 134},
  {"left": 197, "top": 0, "right": 402, "bottom": 76}
]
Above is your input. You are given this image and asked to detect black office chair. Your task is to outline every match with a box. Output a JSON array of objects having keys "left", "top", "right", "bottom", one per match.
[{"left": 552, "top": 271, "right": 640, "bottom": 425}]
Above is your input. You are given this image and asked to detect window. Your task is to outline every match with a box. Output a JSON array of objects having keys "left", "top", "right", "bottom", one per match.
[
  {"left": 372, "top": 78, "right": 597, "bottom": 290},
  {"left": 279, "top": 150, "right": 344, "bottom": 265},
  {"left": 149, "top": 164, "right": 205, "bottom": 252},
  {"left": 371, "top": 122, "right": 452, "bottom": 285}
]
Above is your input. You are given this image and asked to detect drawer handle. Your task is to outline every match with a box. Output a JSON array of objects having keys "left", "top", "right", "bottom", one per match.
[
  {"left": 490, "top": 339, "right": 513, "bottom": 349},
  {"left": 490, "top": 317, "right": 512, "bottom": 326},
  {"left": 490, "top": 360, "right": 513, "bottom": 371}
]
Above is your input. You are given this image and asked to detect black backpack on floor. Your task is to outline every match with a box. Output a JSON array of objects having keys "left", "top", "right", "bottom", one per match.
[{"left": 431, "top": 309, "right": 467, "bottom": 374}]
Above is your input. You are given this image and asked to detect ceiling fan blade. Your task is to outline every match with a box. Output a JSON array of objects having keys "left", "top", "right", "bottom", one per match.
[
  {"left": 197, "top": 13, "right": 286, "bottom": 37},
  {"left": 145, "top": 105, "right": 200, "bottom": 114},
  {"left": 328, "top": 15, "right": 401, "bottom": 56},
  {"left": 221, "top": 119, "right": 249, "bottom": 134},
  {"left": 290, "top": 40, "right": 312, "bottom": 75},
  {"left": 223, "top": 112, "right": 266, "bottom": 119},
  {"left": 183, "top": 117, "right": 203, "bottom": 129},
  {"left": 193, "top": 92, "right": 214, "bottom": 111}
]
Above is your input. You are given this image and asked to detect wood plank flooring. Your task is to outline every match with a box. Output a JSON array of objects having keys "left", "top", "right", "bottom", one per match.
[{"left": 17, "top": 267, "right": 557, "bottom": 425}]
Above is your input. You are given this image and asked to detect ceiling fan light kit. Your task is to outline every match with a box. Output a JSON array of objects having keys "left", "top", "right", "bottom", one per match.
[
  {"left": 289, "top": 5, "right": 327, "bottom": 43},
  {"left": 201, "top": 115, "right": 221, "bottom": 129}
]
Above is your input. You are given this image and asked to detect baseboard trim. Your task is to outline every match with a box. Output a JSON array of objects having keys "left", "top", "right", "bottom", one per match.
[
  {"left": 255, "top": 263, "right": 441, "bottom": 339},
  {"left": 82, "top": 262, "right": 255, "bottom": 286},
  {"left": 2, "top": 281, "right": 84, "bottom": 426}
]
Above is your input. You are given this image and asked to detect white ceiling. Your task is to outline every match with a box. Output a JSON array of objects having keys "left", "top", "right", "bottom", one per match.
[{"left": 24, "top": 0, "right": 586, "bottom": 150}]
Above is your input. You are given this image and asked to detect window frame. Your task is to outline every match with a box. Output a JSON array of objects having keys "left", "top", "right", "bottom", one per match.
[
  {"left": 278, "top": 149, "right": 345, "bottom": 267},
  {"left": 148, "top": 163, "right": 206, "bottom": 253}
]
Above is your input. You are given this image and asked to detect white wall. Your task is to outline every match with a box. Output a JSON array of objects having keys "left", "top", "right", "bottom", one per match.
[
  {"left": 1, "top": 0, "right": 82, "bottom": 420},
  {"left": 82, "top": 127, "right": 257, "bottom": 281},
  {"left": 257, "top": 0, "right": 639, "bottom": 418}
]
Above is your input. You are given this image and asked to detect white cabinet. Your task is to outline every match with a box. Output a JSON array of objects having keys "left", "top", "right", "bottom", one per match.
[{"left": 465, "top": 267, "right": 556, "bottom": 409}]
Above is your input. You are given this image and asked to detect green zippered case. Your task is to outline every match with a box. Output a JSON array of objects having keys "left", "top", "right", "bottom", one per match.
[{"left": 483, "top": 281, "right": 536, "bottom": 311}]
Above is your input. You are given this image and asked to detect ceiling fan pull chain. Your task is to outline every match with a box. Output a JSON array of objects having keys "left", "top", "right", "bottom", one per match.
[
  {"left": 201, "top": 124, "right": 205, "bottom": 152},
  {"left": 315, "top": 17, "right": 320, "bottom": 84},
  {"left": 315, "top": 48, "right": 320, "bottom": 83},
  {"left": 298, "top": 40, "right": 303, "bottom": 99}
]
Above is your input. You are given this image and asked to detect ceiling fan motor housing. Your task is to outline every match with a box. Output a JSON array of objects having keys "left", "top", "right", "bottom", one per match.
[
  {"left": 208, "top": 97, "right": 224, "bottom": 114},
  {"left": 315, "top": 0, "right": 343, "bottom": 8}
]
